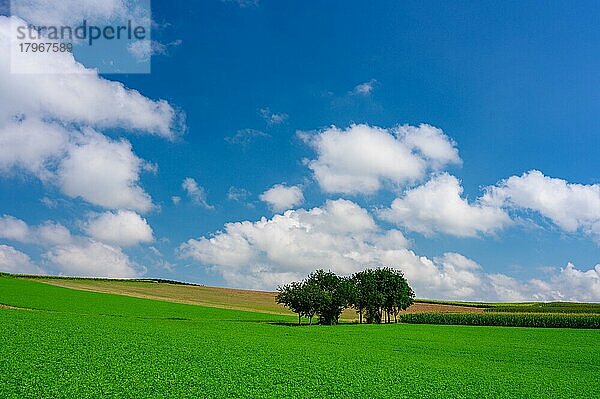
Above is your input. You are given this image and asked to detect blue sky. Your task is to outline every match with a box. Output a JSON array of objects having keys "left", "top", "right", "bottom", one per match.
[{"left": 0, "top": 1, "right": 598, "bottom": 301}]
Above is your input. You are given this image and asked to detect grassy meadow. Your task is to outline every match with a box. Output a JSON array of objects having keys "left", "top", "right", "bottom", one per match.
[{"left": 1, "top": 275, "right": 599, "bottom": 398}]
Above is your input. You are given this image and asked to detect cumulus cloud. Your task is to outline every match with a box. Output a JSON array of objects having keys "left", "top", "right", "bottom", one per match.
[
  {"left": 259, "top": 184, "right": 304, "bottom": 212},
  {"left": 0, "top": 118, "right": 69, "bottom": 178},
  {"left": 488, "top": 263, "right": 600, "bottom": 302},
  {"left": 0, "top": 214, "right": 142, "bottom": 277},
  {"left": 178, "top": 199, "right": 377, "bottom": 289},
  {"left": 178, "top": 196, "right": 600, "bottom": 301},
  {"left": 0, "top": 244, "right": 45, "bottom": 274},
  {"left": 182, "top": 178, "right": 213, "bottom": 209},
  {"left": 45, "top": 240, "right": 139, "bottom": 278},
  {"left": 0, "top": 15, "right": 183, "bottom": 213},
  {"left": 396, "top": 124, "right": 461, "bottom": 168},
  {"left": 0, "top": 215, "right": 29, "bottom": 242},
  {"left": 302, "top": 124, "right": 461, "bottom": 194},
  {"left": 0, "top": 123, "right": 154, "bottom": 212},
  {"left": 178, "top": 199, "right": 490, "bottom": 298},
  {"left": 58, "top": 131, "right": 154, "bottom": 212},
  {"left": 379, "top": 173, "right": 511, "bottom": 237},
  {"left": 1, "top": 18, "right": 181, "bottom": 138},
  {"left": 484, "top": 170, "right": 600, "bottom": 242},
  {"left": 0, "top": 215, "right": 72, "bottom": 246},
  {"left": 34, "top": 222, "right": 73, "bottom": 246},
  {"left": 0, "top": 13, "right": 177, "bottom": 279},
  {"left": 85, "top": 210, "right": 153, "bottom": 247}
]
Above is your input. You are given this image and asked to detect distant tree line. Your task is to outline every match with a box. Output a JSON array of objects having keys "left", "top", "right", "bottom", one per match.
[{"left": 276, "top": 268, "right": 414, "bottom": 325}]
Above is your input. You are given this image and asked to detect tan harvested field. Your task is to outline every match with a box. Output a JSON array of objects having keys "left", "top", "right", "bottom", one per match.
[
  {"left": 401, "top": 302, "right": 484, "bottom": 314},
  {"left": 0, "top": 303, "right": 30, "bottom": 310},
  {"left": 30, "top": 278, "right": 485, "bottom": 319}
]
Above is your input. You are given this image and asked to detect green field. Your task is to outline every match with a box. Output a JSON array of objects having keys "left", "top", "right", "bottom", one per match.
[{"left": 1, "top": 276, "right": 599, "bottom": 398}]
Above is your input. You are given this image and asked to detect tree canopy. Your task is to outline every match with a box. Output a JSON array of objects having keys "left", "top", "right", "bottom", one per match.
[{"left": 276, "top": 268, "right": 414, "bottom": 325}]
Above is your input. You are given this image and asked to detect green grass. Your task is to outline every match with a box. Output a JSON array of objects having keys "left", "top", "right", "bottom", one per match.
[{"left": 1, "top": 276, "right": 599, "bottom": 398}]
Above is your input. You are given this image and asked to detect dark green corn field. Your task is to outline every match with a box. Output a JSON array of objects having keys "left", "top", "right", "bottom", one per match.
[
  {"left": 401, "top": 312, "right": 600, "bottom": 328},
  {"left": 486, "top": 302, "right": 600, "bottom": 314},
  {"left": 1, "top": 276, "right": 599, "bottom": 398}
]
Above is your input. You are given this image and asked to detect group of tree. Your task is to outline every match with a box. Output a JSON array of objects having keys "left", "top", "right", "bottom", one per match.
[{"left": 276, "top": 268, "right": 414, "bottom": 325}]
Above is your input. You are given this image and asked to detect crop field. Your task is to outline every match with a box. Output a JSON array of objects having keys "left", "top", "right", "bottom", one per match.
[
  {"left": 401, "top": 312, "right": 600, "bottom": 328},
  {"left": 485, "top": 302, "right": 600, "bottom": 314},
  {"left": 24, "top": 275, "right": 486, "bottom": 319},
  {"left": 1, "top": 276, "right": 599, "bottom": 398}
]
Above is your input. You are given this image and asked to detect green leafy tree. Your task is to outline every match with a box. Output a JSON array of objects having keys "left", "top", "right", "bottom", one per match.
[
  {"left": 375, "top": 267, "right": 414, "bottom": 323},
  {"left": 277, "top": 267, "right": 414, "bottom": 325},
  {"left": 306, "top": 270, "right": 350, "bottom": 325},
  {"left": 350, "top": 268, "right": 414, "bottom": 323},
  {"left": 351, "top": 270, "right": 379, "bottom": 324},
  {"left": 276, "top": 281, "right": 305, "bottom": 325}
]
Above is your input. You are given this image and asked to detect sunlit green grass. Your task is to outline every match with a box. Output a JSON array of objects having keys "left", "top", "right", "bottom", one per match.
[{"left": 1, "top": 276, "right": 598, "bottom": 398}]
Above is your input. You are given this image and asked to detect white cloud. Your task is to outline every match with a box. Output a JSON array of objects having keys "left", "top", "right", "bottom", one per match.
[
  {"left": 484, "top": 170, "right": 600, "bottom": 242},
  {"left": 0, "top": 215, "right": 29, "bottom": 242},
  {"left": 182, "top": 177, "right": 213, "bottom": 209},
  {"left": 58, "top": 130, "right": 154, "bottom": 212},
  {"left": 0, "top": 215, "right": 72, "bottom": 246},
  {"left": 259, "top": 108, "right": 288, "bottom": 125},
  {"left": 0, "top": 118, "right": 69, "bottom": 178},
  {"left": 85, "top": 210, "right": 153, "bottom": 247},
  {"left": 396, "top": 124, "right": 461, "bottom": 168},
  {"left": 35, "top": 222, "right": 73, "bottom": 246},
  {"left": 302, "top": 124, "right": 461, "bottom": 194},
  {"left": 351, "top": 79, "right": 377, "bottom": 96},
  {"left": 0, "top": 214, "right": 144, "bottom": 278},
  {"left": 179, "top": 198, "right": 491, "bottom": 298},
  {"left": 0, "top": 15, "right": 183, "bottom": 212},
  {"left": 259, "top": 184, "right": 304, "bottom": 212},
  {"left": 179, "top": 199, "right": 600, "bottom": 301},
  {"left": 0, "top": 122, "right": 154, "bottom": 212},
  {"left": 379, "top": 173, "right": 511, "bottom": 237},
  {"left": 1, "top": 17, "right": 181, "bottom": 138},
  {"left": 171, "top": 196, "right": 182, "bottom": 205},
  {"left": 0, "top": 244, "right": 45, "bottom": 275},
  {"left": 488, "top": 263, "right": 600, "bottom": 302},
  {"left": 431, "top": 253, "right": 483, "bottom": 298},
  {"left": 45, "top": 240, "right": 139, "bottom": 278},
  {"left": 9, "top": 0, "right": 145, "bottom": 28},
  {"left": 178, "top": 199, "right": 378, "bottom": 289}
]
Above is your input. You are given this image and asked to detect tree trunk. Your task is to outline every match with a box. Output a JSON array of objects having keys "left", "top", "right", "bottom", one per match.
[{"left": 359, "top": 309, "right": 363, "bottom": 324}]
